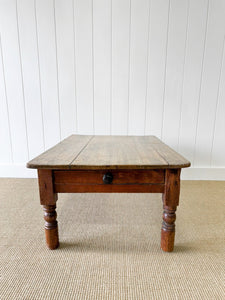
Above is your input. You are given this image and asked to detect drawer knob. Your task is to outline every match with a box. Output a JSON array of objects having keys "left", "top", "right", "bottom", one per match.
[{"left": 103, "top": 172, "right": 113, "bottom": 184}]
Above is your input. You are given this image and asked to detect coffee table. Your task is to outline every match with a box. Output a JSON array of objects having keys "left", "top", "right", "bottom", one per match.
[{"left": 27, "top": 135, "right": 190, "bottom": 252}]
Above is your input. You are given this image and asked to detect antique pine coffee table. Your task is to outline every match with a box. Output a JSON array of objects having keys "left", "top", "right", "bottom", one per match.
[{"left": 27, "top": 135, "right": 190, "bottom": 252}]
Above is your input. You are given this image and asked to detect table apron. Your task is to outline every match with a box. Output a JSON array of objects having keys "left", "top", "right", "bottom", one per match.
[
  {"left": 54, "top": 183, "right": 165, "bottom": 193},
  {"left": 53, "top": 169, "right": 165, "bottom": 193}
]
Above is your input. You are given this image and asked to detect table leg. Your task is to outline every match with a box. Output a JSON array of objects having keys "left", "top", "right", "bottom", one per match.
[
  {"left": 43, "top": 205, "right": 59, "bottom": 250},
  {"left": 161, "top": 205, "right": 176, "bottom": 252},
  {"left": 38, "top": 169, "right": 59, "bottom": 250},
  {"left": 161, "top": 169, "right": 181, "bottom": 252}
]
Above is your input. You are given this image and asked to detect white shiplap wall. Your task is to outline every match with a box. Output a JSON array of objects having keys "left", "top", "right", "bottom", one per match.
[{"left": 0, "top": 0, "right": 225, "bottom": 179}]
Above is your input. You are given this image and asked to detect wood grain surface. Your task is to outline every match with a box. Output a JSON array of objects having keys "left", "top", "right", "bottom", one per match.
[
  {"left": 27, "top": 135, "right": 191, "bottom": 169},
  {"left": 27, "top": 135, "right": 92, "bottom": 169}
]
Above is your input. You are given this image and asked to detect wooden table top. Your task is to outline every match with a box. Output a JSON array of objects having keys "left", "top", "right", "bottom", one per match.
[{"left": 27, "top": 135, "right": 191, "bottom": 170}]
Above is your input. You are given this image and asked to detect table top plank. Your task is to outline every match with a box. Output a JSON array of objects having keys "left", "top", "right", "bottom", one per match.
[
  {"left": 72, "top": 136, "right": 168, "bottom": 169},
  {"left": 131, "top": 136, "right": 190, "bottom": 168},
  {"left": 27, "top": 135, "right": 92, "bottom": 169},
  {"left": 27, "top": 135, "right": 191, "bottom": 169},
  {"left": 150, "top": 142, "right": 191, "bottom": 168}
]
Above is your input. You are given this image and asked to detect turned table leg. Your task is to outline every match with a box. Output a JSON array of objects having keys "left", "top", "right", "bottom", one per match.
[
  {"left": 161, "top": 169, "right": 181, "bottom": 252},
  {"left": 43, "top": 205, "right": 59, "bottom": 249},
  {"left": 38, "top": 169, "right": 59, "bottom": 250},
  {"left": 161, "top": 206, "right": 176, "bottom": 252}
]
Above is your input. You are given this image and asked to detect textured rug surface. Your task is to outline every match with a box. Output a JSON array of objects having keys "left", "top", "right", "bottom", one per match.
[{"left": 0, "top": 179, "right": 224, "bottom": 299}]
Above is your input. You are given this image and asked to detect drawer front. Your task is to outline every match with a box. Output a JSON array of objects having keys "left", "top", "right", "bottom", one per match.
[{"left": 53, "top": 169, "right": 165, "bottom": 185}]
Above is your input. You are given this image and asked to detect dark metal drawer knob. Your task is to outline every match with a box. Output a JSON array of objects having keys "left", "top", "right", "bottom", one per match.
[{"left": 103, "top": 172, "right": 113, "bottom": 184}]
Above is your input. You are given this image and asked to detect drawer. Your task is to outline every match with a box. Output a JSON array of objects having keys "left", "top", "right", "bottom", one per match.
[{"left": 53, "top": 169, "right": 165, "bottom": 185}]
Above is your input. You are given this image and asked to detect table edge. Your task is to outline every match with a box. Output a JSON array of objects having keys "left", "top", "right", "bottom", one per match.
[{"left": 26, "top": 162, "right": 191, "bottom": 170}]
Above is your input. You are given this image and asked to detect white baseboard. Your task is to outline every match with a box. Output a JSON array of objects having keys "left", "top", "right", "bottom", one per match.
[
  {"left": 0, "top": 164, "right": 37, "bottom": 178},
  {"left": 181, "top": 167, "right": 225, "bottom": 180},
  {"left": 0, "top": 164, "right": 225, "bottom": 180}
]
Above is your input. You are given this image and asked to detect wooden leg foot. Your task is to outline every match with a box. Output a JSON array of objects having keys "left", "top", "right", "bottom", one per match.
[
  {"left": 161, "top": 206, "right": 176, "bottom": 252},
  {"left": 43, "top": 205, "right": 59, "bottom": 250}
]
